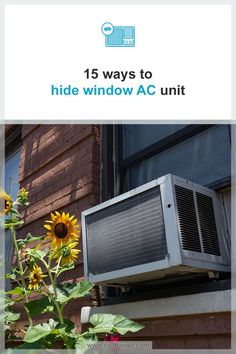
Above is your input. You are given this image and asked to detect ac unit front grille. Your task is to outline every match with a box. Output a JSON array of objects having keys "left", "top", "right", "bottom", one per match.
[
  {"left": 196, "top": 192, "right": 221, "bottom": 256},
  {"left": 175, "top": 185, "right": 221, "bottom": 256},
  {"left": 86, "top": 187, "right": 168, "bottom": 275},
  {"left": 174, "top": 185, "right": 202, "bottom": 252}
]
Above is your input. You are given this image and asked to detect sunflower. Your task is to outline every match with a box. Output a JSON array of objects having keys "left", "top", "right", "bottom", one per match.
[
  {"left": 44, "top": 211, "right": 80, "bottom": 249},
  {"left": 0, "top": 190, "right": 12, "bottom": 216},
  {"left": 28, "top": 264, "right": 45, "bottom": 291},
  {"left": 53, "top": 242, "right": 80, "bottom": 265}
]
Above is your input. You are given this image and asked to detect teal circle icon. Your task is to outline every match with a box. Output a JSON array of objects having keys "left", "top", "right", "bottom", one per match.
[{"left": 102, "top": 22, "right": 113, "bottom": 36}]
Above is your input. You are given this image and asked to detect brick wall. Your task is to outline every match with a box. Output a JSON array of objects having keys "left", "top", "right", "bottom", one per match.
[
  {"left": 125, "top": 313, "right": 231, "bottom": 349},
  {"left": 82, "top": 312, "right": 231, "bottom": 349},
  {"left": 16, "top": 124, "right": 100, "bottom": 325}
]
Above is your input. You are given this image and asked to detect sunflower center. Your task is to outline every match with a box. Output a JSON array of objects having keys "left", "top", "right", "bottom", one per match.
[
  {"left": 33, "top": 273, "right": 40, "bottom": 280},
  {"left": 5, "top": 199, "right": 9, "bottom": 209},
  {"left": 54, "top": 222, "right": 68, "bottom": 239}
]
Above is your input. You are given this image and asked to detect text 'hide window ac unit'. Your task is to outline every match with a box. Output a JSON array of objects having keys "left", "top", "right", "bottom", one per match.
[{"left": 82, "top": 174, "right": 230, "bottom": 285}]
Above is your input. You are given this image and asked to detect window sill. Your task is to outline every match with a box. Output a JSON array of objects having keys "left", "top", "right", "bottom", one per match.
[{"left": 81, "top": 289, "right": 230, "bottom": 323}]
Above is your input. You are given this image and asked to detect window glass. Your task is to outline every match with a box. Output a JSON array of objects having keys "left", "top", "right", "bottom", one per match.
[
  {"left": 123, "top": 124, "right": 187, "bottom": 158},
  {"left": 5, "top": 149, "right": 21, "bottom": 198},
  {"left": 128, "top": 125, "right": 231, "bottom": 189},
  {"left": 5, "top": 149, "right": 21, "bottom": 289}
]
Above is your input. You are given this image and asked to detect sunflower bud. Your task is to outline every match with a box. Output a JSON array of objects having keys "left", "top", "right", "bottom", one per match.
[
  {"left": 17, "top": 188, "right": 29, "bottom": 206},
  {"left": 22, "top": 248, "right": 33, "bottom": 267}
]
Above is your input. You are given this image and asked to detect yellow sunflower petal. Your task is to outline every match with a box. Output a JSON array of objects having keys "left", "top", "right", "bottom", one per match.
[
  {"left": 50, "top": 212, "right": 57, "bottom": 220},
  {"left": 69, "top": 242, "right": 79, "bottom": 248},
  {"left": 44, "top": 224, "right": 52, "bottom": 230}
]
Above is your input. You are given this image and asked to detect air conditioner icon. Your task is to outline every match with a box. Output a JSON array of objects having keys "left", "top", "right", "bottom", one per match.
[{"left": 101, "top": 22, "right": 135, "bottom": 47}]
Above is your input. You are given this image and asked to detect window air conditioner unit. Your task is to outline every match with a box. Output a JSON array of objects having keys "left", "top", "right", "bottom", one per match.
[{"left": 82, "top": 174, "right": 230, "bottom": 285}]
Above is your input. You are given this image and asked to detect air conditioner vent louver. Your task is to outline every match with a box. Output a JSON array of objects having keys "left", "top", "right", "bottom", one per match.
[
  {"left": 196, "top": 192, "right": 221, "bottom": 256},
  {"left": 174, "top": 185, "right": 202, "bottom": 252},
  {"left": 86, "top": 187, "right": 168, "bottom": 275}
]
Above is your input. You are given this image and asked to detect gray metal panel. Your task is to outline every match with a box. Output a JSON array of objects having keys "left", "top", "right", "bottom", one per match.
[
  {"left": 220, "top": 190, "right": 231, "bottom": 261},
  {"left": 86, "top": 186, "right": 168, "bottom": 275},
  {"left": 88, "top": 259, "right": 171, "bottom": 284},
  {"left": 82, "top": 175, "right": 168, "bottom": 216},
  {"left": 172, "top": 175, "right": 230, "bottom": 270},
  {"left": 160, "top": 174, "right": 182, "bottom": 267}
]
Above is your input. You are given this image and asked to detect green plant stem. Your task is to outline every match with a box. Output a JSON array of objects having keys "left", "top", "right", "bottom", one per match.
[
  {"left": 54, "top": 256, "right": 62, "bottom": 283},
  {"left": 10, "top": 225, "right": 33, "bottom": 327},
  {"left": 40, "top": 257, "right": 64, "bottom": 325}
]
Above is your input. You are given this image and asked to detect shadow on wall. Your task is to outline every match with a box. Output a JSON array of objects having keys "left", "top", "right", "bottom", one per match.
[{"left": 18, "top": 124, "right": 100, "bottom": 237}]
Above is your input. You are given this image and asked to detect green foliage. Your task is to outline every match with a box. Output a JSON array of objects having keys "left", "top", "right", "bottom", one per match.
[
  {"left": 5, "top": 273, "right": 16, "bottom": 281},
  {"left": 27, "top": 247, "right": 49, "bottom": 260},
  {"left": 25, "top": 296, "right": 54, "bottom": 316},
  {"left": 16, "top": 339, "right": 45, "bottom": 349},
  {"left": 50, "top": 263, "right": 75, "bottom": 276},
  {"left": 90, "top": 314, "right": 144, "bottom": 335},
  {"left": 112, "top": 314, "right": 144, "bottom": 335},
  {"left": 7, "top": 287, "right": 30, "bottom": 296},
  {"left": 5, "top": 311, "right": 20, "bottom": 323},
  {"left": 24, "top": 319, "right": 59, "bottom": 343},
  {"left": 5, "top": 296, "right": 15, "bottom": 308},
  {"left": 75, "top": 333, "right": 98, "bottom": 349},
  {"left": 4, "top": 219, "right": 24, "bottom": 229},
  {"left": 4, "top": 188, "right": 144, "bottom": 349},
  {"left": 17, "top": 233, "right": 44, "bottom": 249},
  {"left": 49, "top": 280, "right": 94, "bottom": 304}
]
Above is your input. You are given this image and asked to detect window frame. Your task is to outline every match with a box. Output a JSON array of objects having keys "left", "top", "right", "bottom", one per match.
[
  {"left": 102, "top": 124, "right": 231, "bottom": 199},
  {"left": 5, "top": 125, "right": 22, "bottom": 290},
  {"left": 5, "top": 125, "right": 22, "bottom": 159},
  {"left": 101, "top": 123, "right": 231, "bottom": 305}
]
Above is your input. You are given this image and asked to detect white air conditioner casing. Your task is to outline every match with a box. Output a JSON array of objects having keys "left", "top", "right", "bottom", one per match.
[{"left": 82, "top": 174, "right": 230, "bottom": 285}]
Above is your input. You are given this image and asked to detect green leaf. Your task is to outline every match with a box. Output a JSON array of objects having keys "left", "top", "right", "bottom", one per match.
[
  {"left": 5, "top": 273, "right": 16, "bottom": 280},
  {"left": 5, "top": 220, "right": 24, "bottom": 229},
  {"left": 75, "top": 333, "right": 98, "bottom": 349},
  {"left": 28, "top": 248, "right": 49, "bottom": 260},
  {"left": 25, "top": 296, "right": 54, "bottom": 316},
  {"left": 17, "top": 234, "right": 44, "bottom": 247},
  {"left": 5, "top": 311, "right": 20, "bottom": 322},
  {"left": 30, "top": 248, "right": 49, "bottom": 259},
  {"left": 112, "top": 315, "right": 144, "bottom": 335},
  {"left": 7, "top": 287, "right": 24, "bottom": 295},
  {"left": 32, "top": 242, "right": 43, "bottom": 253},
  {"left": 89, "top": 314, "right": 115, "bottom": 334},
  {"left": 24, "top": 319, "right": 59, "bottom": 343},
  {"left": 17, "top": 338, "right": 45, "bottom": 349},
  {"left": 11, "top": 208, "right": 21, "bottom": 217},
  {"left": 50, "top": 280, "right": 93, "bottom": 304},
  {"left": 51, "top": 263, "right": 75, "bottom": 276},
  {"left": 5, "top": 296, "right": 15, "bottom": 308},
  {"left": 56, "top": 319, "right": 75, "bottom": 335},
  {"left": 89, "top": 314, "right": 144, "bottom": 336}
]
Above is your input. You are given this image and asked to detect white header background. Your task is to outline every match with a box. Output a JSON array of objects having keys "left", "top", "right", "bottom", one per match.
[{"left": 4, "top": 4, "right": 231, "bottom": 120}]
